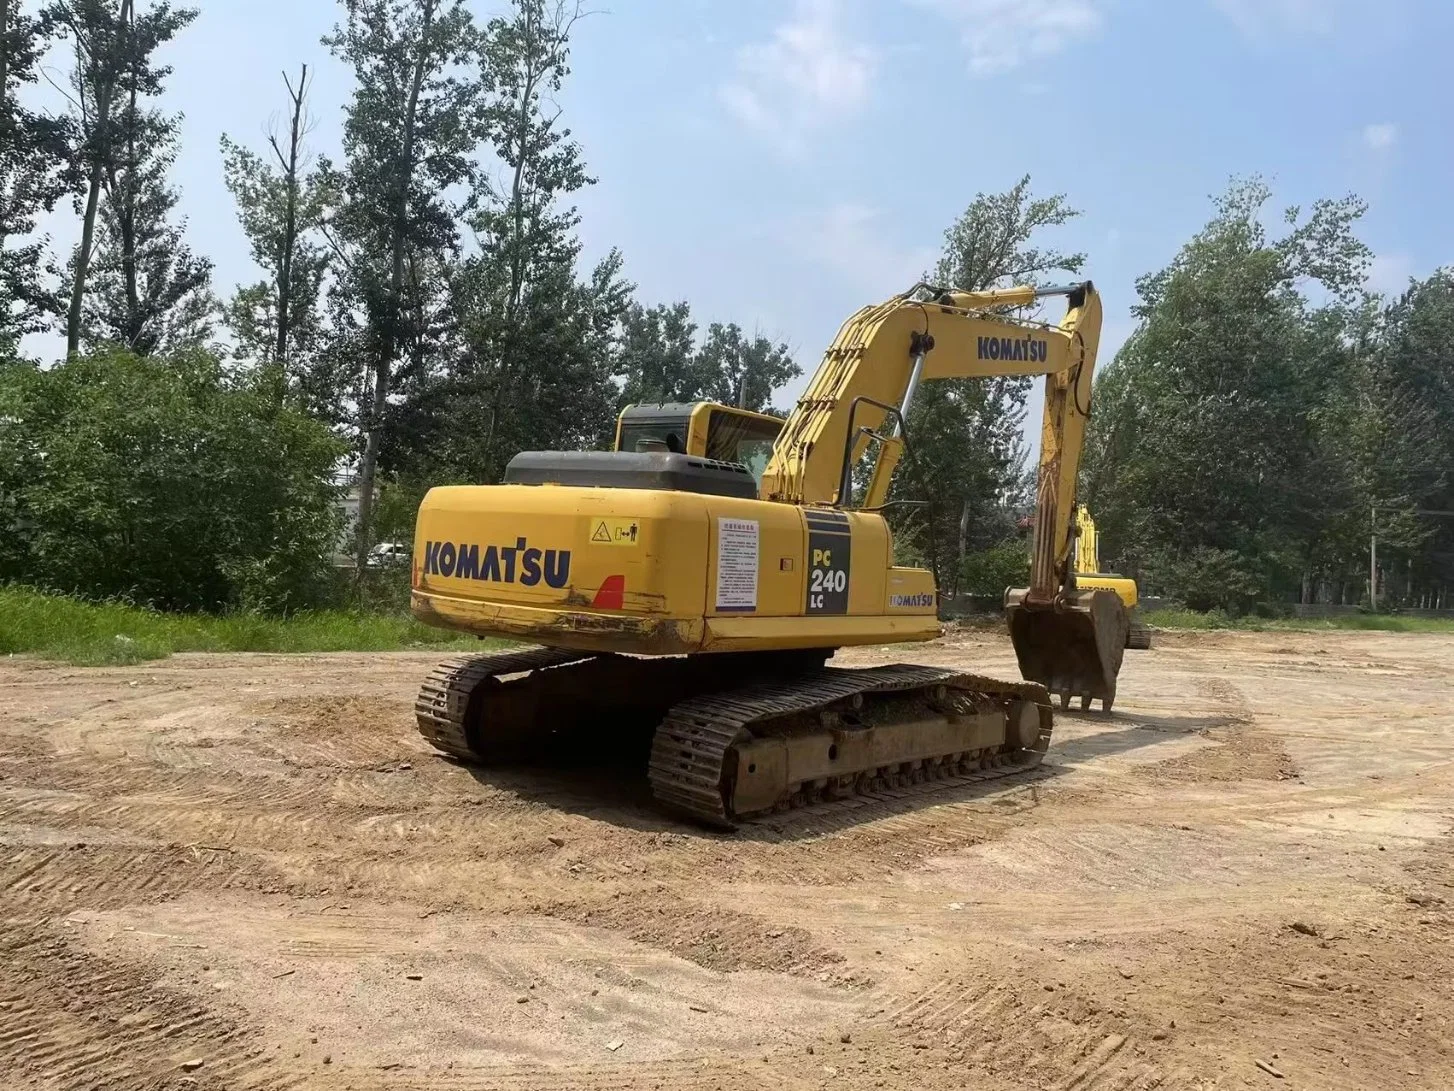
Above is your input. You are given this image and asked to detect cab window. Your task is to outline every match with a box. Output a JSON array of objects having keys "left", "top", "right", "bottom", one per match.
[
  {"left": 617, "top": 419, "right": 690, "bottom": 454},
  {"left": 705, "top": 409, "right": 783, "bottom": 486}
]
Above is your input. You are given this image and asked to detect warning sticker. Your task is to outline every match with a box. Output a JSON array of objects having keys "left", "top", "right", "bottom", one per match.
[
  {"left": 715, "top": 518, "right": 758, "bottom": 612},
  {"left": 589, "top": 518, "right": 641, "bottom": 547}
]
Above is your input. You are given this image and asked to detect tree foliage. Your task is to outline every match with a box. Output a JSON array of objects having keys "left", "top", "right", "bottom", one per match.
[
  {"left": 48, "top": 0, "right": 199, "bottom": 357},
  {"left": 85, "top": 127, "right": 214, "bottom": 353},
  {"left": 1077, "top": 178, "right": 1454, "bottom": 612},
  {"left": 391, "top": 0, "right": 630, "bottom": 486},
  {"left": 616, "top": 300, "right": 799, "bottom": 414},
  {"left": 220, "top": 65, "right": 332, "bottom": 406},
  {"left": 321, "top": 0, "right": 485, "bottom": 568},
  {"left": 0, "top": 348, "right": 343, "bottom": 611},
  {"left": 0, "top": 2, "right": 73, "bottom": 353}
]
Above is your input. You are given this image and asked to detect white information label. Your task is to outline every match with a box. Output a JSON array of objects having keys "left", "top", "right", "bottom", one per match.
[{"left": 715, "top": 518, "right": 759, "bottom": 611}]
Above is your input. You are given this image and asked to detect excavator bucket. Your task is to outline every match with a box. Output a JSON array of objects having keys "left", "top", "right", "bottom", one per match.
[{"left": 1004, "top": 588, "right": 1129, "bottom": 713}]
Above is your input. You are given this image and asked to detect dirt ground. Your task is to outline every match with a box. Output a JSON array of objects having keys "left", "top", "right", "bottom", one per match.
[{"left": 2, "top": 628, "right": 1452, "bottom": 1091}]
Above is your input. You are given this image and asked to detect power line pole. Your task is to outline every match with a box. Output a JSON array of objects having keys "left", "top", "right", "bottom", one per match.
[{"left": 1369, "top": 505, "right": 1378, "bottom": 612}]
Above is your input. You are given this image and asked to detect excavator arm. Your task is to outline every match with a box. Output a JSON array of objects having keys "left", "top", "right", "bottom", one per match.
[
  {"left": 761, "top": 281, "right": 1101, "bottom": 603},
  {"left": 763, "top": 279, "right": 1124, "bottom": 711}
]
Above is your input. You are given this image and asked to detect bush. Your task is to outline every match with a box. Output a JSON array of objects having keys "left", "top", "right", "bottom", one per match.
[
  {"left": 959, "top": 540, "right": 1031, "bottom": 596},
  {"left": 1145, "top": 545, "right": 1292, "bottom": 616},
  {"left": 0, "top": 348, "right": 345, "bottom": 612}
]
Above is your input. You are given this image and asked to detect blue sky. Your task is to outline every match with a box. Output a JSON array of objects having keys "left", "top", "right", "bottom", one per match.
[{"left": 34, "top": 0, "right": 1452, "bottom": 433}]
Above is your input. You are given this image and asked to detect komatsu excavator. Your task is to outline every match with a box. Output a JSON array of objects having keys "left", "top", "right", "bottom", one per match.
[
  {"left": 410, "top": 280, "right": 1130, "bottom": 827},
  {"left": 1072, "top": 505, "right": 1153, "bottom": 653}
]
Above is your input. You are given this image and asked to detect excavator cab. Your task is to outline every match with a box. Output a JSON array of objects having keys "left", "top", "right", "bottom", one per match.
[{"left": 615, "top": 402, "right": 785, "bottom": 486}]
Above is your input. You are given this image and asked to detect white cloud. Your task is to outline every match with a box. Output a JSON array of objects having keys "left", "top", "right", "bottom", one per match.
[
  {"left": 909, "top": 0, "right": 1104, "bottom": 76},
  {"left": 793, "top": 202, "right": 938, "bottom": 299},
  {"left": 1212, "top": 0, "right": 1366, "bottom": 41},
  {"left": 1362, "top": 122, "right": 1398, "bottom": 152},
  {"left": 719, "top": 0, "right": 875, "bottom": 151}
]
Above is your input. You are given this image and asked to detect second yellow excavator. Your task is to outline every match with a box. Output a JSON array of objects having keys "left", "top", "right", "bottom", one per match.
[
  {"left": 409, "top": 280, "right": 1131, "bottom": 827},
  {"left": 1071, "top": 505, "right": 1153, "bottom": 653}
]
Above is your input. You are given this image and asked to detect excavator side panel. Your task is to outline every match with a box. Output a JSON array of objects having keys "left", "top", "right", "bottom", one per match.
[{"left": 412, "top": 483, "right": 941, "bottom": 656}]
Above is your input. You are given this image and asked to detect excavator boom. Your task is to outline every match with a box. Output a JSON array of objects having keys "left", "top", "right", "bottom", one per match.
[
  {"left": 763, "top": 281, "right": 1099, "bottom": 603},
  {"left": 758, "top": 279, "right": 1124, "bottom": 709}
]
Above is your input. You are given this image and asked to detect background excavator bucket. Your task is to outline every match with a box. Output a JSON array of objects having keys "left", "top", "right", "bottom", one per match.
[{"left": 1004, "top": 588, "right": 1129, "bottom": 712}]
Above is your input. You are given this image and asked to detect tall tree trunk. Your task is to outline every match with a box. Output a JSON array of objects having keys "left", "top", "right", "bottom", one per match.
[
  {"left": 354, "top": 358, "right": 390, "bottom": 570},
  {"left": 0, "top": 0, "right": 11, "bottom": 120},
  {"left": 65, "top": 0, "right": 133, "bottom": 359},
  {"left": 0, "top": 0, "right": 9, "bottom": 259},
  {"left": 506, "top": 2, "right": 538, "bottom": 319},
  {"left": 354, "top": 3, "right": 435, "bottom": 580},
  {"left": 117, "top": 79, "right": 140, "bottom": 349},
  {"left": 274, "top": 64, "right": 307, "bottom": 377},
  {"left": 481, "top": 11, "right": 543, "bottom": 481},
  {"left": 66, "top": 169, "right": 102, "bottom": 358}
]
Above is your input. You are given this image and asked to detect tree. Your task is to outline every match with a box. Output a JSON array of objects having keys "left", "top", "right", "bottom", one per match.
[
  {"left": 1081, "top": 178, "right": 1373, "bottom": 612},
  {"left": 0, "top": 2, "right": 72, "bottom": 353},
  {"left": 84, "top": 127, "right": 214, "bottom": 354},
  {"left": 0, "top": 347, "right": 344, "bottom": 611},
  {"left": 615, "top": 301, "right": 800, "bottom": 415},
  {"left": 1369, "top": 271, "right": 1454, "bottom": 605},
  {"left": 694, "top": 322, "right": 798, "bottom": 412},
  {"left": 221, "top": 65, "right": 331, "bottom": 404},
  {"left": 48, "top": 0, "right": 197, "bottom": 358},
  {"left": 321, "top": 0, "right": 485, "bottom": 575},
  {"left": 617, "top": 300, "right": 697, "bottom": 406},
  {"left": 891, "top": 175, "right": 1086, "bottom": 593},
  {"left": 454, "top": 0, "right": 619, "bottom": 469},
  {"left": 405, "top": 0, "right": 631, "bottom": 485}
]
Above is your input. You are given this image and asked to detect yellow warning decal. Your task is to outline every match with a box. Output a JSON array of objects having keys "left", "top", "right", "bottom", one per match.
[{"left": 589, "top": 518, "right": 641, "bottom": 547}]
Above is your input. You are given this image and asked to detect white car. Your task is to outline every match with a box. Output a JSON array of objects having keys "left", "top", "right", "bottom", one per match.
[{"left": 367, "top": 542, "right": 410, "bottom": 567}]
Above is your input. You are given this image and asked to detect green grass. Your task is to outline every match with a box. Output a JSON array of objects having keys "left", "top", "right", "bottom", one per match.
[
  {"left": 1141, "top": 607, "right": 1454, "bottom": 634},
  {"left": 0, "top": 586, "right": 508, "bottom": 666}
]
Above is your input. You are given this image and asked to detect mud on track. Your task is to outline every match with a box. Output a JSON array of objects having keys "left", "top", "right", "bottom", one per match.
[{"left": 2, "top": 629, "right": 1453, "bottom": 1090}]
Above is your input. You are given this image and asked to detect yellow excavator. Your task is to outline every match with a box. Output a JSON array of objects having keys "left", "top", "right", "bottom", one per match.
[
  {"left": 1071, "top": 505, "right": 1153, "bottom": 654},
  {"left": 410, "top": 281, "right": 1130, "bottom": 827}
]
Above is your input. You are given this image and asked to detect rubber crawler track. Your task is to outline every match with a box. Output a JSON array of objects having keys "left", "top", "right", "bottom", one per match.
[
  {"left": 414, "top": 646, "right": 593, "bottom": 759},
  {"left": 648, "top": 663, "right": 1053, "bottom": 828},
  {"left": 415, "top": 648, "right": 1053, "bottom": 829}
]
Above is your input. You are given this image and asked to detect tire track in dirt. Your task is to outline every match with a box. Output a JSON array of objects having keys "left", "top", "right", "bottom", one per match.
[
  {"left": 0, "top": 843, "right": 275, "bottom": 915},
  {"left": 0, "top": 923, "right": 294, "bottom": 1091},
  {"left": 1127, "top": 676, "right": 1298, "bottom": 784},
  {"left": 284, "top": 1058, "right": 796, "bottom": 1091},
  {"left": 4, "top": 689, "right": 1049, "bottom": 896},
  {"left": 546, "top": 892, "right": 860, "bottom": 982},
  {"left": 879, "top": 977, "right": 1199, "bottom": 1091},
  {"left": 248, "top": 695, "right": 442, "bottom": 770}
]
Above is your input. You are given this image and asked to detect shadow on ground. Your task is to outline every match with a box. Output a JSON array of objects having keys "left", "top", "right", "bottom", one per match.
[
  {"left": 1049, "top": 708, "right": 1242, "bottom": 767},
  {"left": 445, "top": 708, "right": 1225, "bottom": 842}
]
